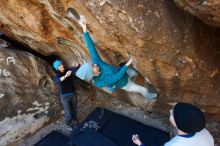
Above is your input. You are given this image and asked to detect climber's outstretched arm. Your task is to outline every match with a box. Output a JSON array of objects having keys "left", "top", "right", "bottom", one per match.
[
  {"left": 78, "top": 19, "right": 103, "bottom": 65},
  {"left": 84, "top": 32, "right": 103, "bottom": 65}
]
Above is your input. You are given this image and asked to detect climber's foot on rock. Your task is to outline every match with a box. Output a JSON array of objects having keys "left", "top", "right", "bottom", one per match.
[
  {"left": 147, "top": 92, "right": 158, "bottom": 101},
  {"left": 146, "top": 82, "right": 157, "bottom": 93}
]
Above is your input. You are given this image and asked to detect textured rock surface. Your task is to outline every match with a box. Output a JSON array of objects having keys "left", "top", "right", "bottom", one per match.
[
  {"left": 0, "top": 114, "right": 49, "bottom": 146},
  {"left": 173, "top": 0, "right": 220, "bottom": 28},
  {"left": 0, "top": 39, "right": 61, "bottom": 145},
  {"left": 0, "top": 0, "right": 220, "bottom": 123}
]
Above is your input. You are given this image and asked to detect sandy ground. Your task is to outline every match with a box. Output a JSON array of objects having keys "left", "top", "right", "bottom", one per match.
[{"left": 10, "top": 88, "right": 220, "bottom": 146}]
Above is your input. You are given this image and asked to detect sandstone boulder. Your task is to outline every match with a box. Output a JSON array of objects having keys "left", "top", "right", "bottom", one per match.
[
  {"left": 173, "top": 0, "right": 220, "bottom": 28},
  {"left": 0, "top": 0, "right": 220, "bottom": 122},
  {"left": 0, "top": 39, "right": 60, "bottom": 145}
]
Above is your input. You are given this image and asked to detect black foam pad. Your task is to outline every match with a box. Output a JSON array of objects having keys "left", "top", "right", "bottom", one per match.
[
  {"left": 101, "top": 114, "right": 170, "bottom": 146},
  {"left": 34, "top": 131, "right": 70, "bottom": 146},
  {"left": 70, "top": 108, "right": 170, "bottom": 146}
]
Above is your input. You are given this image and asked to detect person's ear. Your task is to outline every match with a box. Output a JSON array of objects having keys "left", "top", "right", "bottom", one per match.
[{"left": 94, "top": 71, "right": 100, "bottom": 76}]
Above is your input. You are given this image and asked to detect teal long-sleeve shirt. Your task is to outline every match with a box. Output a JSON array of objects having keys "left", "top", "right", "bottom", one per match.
[{"left": 84, "top": 32, "right": 129, "bottom": 88}]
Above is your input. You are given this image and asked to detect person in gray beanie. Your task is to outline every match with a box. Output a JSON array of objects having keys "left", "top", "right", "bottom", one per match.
[{"left": 132, "top": 102, "right": 214, "bottom": 146}]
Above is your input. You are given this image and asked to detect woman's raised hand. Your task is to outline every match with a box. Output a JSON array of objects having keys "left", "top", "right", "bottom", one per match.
[
  {"left": 78, "top": 18, "right": 87, "bottom": 32},
  {"left": 126, "top": 57, "right": 133, "bottom": 66}
]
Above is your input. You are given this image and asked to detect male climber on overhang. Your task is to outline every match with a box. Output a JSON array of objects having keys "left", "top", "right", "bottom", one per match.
[{"left": 66, "top": 8, "right": 157, "bottom": 100}]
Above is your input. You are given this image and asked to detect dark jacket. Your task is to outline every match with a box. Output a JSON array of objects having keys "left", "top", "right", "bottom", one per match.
[{"left": 54, "top": 66, "right": 80, "bottom": 96}]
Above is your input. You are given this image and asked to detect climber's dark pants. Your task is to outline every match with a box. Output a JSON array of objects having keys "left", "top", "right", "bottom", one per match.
[{"left": 60, "top": 92, "right": 77, "bottom": 126}]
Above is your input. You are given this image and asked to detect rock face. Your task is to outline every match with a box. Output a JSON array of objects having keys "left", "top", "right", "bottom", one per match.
[
  {"left": 0, "top": 0, "right": 220, "bottom": 123},
  {"left": 0, "top": 39, "right": 60, "bottom": 145},
  {"left": 173, "top": 0, "right": 220, "bottom": 28}
]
